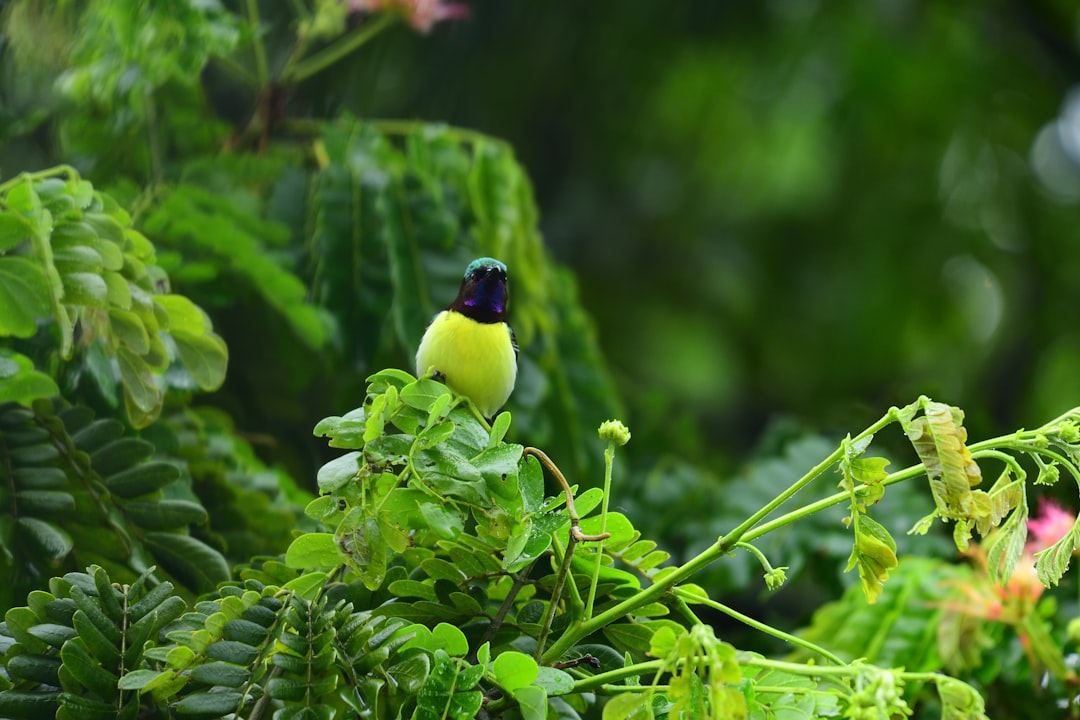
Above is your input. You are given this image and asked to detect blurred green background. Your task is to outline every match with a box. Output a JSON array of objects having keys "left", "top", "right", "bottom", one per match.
[{"left": 352, "top": 0, "right": 1080, "bottom": 459}]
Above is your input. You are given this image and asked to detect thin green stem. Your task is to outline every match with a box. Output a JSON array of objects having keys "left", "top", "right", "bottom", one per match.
[
  {"left": 282, "top": 13, "right": 395, "bottom": 83},
  {"left": 0, "top": 166, "right": 79, "bottom": 195},
  {"left": 585, "top": 444, "right": 615, "bottom": 618},
  {"left": 740, "top": 656, "right": 857, "bottom": 678},
  {"left": 971, "top": 448, "right": 1027, "bottom": 480},
  {"left": 722, "top": 411, "right": 896, "bottom": 544},
  {"left": 673, "top": 587, "right": 844, "bottom": 666},
  {"left": 571, "top": 660, "right": 663, "bottom": 693},
  {"left": 535, "top": 533, "right": 579, "bottom": 661},
  {"left": 741, "top": 463, "right": 927, "bottom": 544},
  {"left": 553, "top": 533, "right": 585, "bottom": 613},
  {"left": 1027, "top": 446, "right": 1080, "bottom": 486},
  {"left": 246, "top": 0, "right": 270, "bottom": 85},
  {"left": 734, "top": 541, "right": 779, "bottom": 575},
  {"left": 541, "top": 538, "right": 724, "bottom": 664}
]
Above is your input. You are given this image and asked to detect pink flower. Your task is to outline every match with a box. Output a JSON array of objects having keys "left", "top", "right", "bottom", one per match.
[
  {"left": 1026, "top": 499, "right": 1076, "bottom": 553},
  {"left": 346, "top": 0, "right": 470, "bottom": 33}
]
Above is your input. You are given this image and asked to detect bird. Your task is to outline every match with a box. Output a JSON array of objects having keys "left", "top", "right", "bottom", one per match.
[{"left": 415, "top": 257, "right": 518, "bottom": 419}]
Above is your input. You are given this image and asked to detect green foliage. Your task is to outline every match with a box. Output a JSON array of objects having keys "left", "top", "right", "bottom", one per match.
[
  {"left": 145, "top": 405, "right": 313, "bottom": 564},
  {"left": 0, "top": 565, "right": 185, "bottom": 720},
  {"left": 0, "top": 169, "right": 227, "bottom": 427},
  {"left": 2, "top": 3, "right": 1079, "bottom": 718},
  {"left": 9, "top": 371, "right": 1080, "bottom": 717},
  {"left": 0, "top": 400, "right": 229, "bottom": 610}
]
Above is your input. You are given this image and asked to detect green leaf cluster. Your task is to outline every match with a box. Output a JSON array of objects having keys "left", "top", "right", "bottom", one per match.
[
  {"left": 306, "top": 368, "right": 557, "bottom": 591},
  {"left": 0, "top": 400, "right": 229, "bottom": 610},
  {"left": 13, "top": 369, "right": 1075, "bottom": 718},
  {"left": 0, "top": 170, "right": 227, "bottom": 427},
  {"left": 0, "top": 565, "right": 185, "bottom": 720},
  {"left": 148, "top": 405, "right": 313, "bottom": 564}
]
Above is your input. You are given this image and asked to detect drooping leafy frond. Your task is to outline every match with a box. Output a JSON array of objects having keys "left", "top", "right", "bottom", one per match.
[
  {"left": 0, "top": 400, "right": 229, "bottom": 609},
  {"left": 0, "top": 170, "right": 227, "bottom": 427}
]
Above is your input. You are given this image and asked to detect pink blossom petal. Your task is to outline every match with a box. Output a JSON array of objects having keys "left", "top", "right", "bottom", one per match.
[{"left": 1026, "top": 499, "right": 1076, "bottom": 551}]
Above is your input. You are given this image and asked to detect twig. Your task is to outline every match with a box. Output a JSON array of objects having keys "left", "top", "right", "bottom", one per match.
[{"left": 523, "top": 447, "right": 610, "bottom": 543}]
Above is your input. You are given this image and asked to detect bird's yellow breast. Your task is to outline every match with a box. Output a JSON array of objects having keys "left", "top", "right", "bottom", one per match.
[{"left": 415, "top": 310, "right": 517, "bottom": 418}]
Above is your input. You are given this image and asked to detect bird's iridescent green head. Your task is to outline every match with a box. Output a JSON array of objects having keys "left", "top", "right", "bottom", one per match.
[
  {"left": 451, "top": 257, "right": 509, "bottom": 323},
  {"left": 464, "top": 257, "right": 507, "bottom": 279}
]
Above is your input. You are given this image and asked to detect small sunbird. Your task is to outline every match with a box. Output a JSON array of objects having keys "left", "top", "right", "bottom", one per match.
[{"left": 415, "top": 257, "right": 518, "bottom": 418}]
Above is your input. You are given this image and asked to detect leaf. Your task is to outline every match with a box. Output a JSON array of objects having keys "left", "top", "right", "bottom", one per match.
[
  {"left": 117, "top": 669, "right": 170, "bottom": 691},
  {"left": 471, "top": 443, "right": 524, "bottom": 479},
  {"left": 512, "top": 685, "right": 547, "bottom": 720},
  {"left": 15, "top": 490, "right": 76, "bottom": 514},
  {"left": 28, "top": 622, "right": 77, "bottom": 649},
  {"left": 173, "top": 691, "right": 244, "bottom": 716},
  {"left": 53, "top": 244, "right": 103, "bottom": 274},
  {"left": 0, "top": 690, "right": 60, "bottom": 720},
  {"left": 417, "top": 420, "right": 455, "bottom": 449},
  {"left": 401, "top": 378, "right": 452, "bottom": 412},
  {"left": 153, "top": 294, "right": 208, "bottom": 335},
  {"left": 116, "top": 346, "right": 162, "bottom": 426},
  {"left": 846, "top": 514, "right": 898, "bottom": 604},
  {"left": 937, "top": 676, "right": 988, "bottom": 719},
  {"left": 16, "top": 517, "right": 73, "bottom": 561},
  {"left": 281, "top": 572, "right": 329, "bottom": 599},
  {"left": 0, "top": 349, "right": 60, "bottom": 405},
  {"left": 849, "top": 456, "right": 890, "bottom": 484},
  {"left": 60, "top": 638, "right": 119, "bottom": 700},
  {"left": 602, "top": 692, "right": 653, "bottom": 720},
  {"left": 902, "top": 402, "right": 982, "bottom": 521},
  {"left": 387, "top": 653, "right": 431, "bottom": 696},
  {"left": 172, "top": 331, "right": 228, "bottom": 391},
  {"left": 105, "top": 461, "right": 180, "bottom": 498},
  {"left": 416, "top": 651, "right": 484, "bottom": 720},
  {"left": 412, "top": 446, "right": 487, "bottom": 505},
  {"left": 1035, "top": 518, "right": 1080, "bottom": 587},
  {"left": 341, "top": 517, "right": 388, "bottom": 590},
  {"left": 0, "top": 212, "right": 33, "bottom": 251},
  {"left": 534, "top": 666, "right": 574, "bottom": 696},
  {"left": 103, "top": 272, "right": 131, "bottom": 308},
  {"left": 431, "top": 623, "right": 469, "bottom": 656},
  {"left": 492, "top": 651, "right": 539, "bottom": 691},
  {"left": 602, "top": 623, "right": 657, "bottom": 655},
  {"left": 107, "top": 308, "right": 150, "bottom": 353},
  {"left": 90, "top": 437, "right": 155, "bottom": 474},
  {"left": 418, "top": 500, "right": 465, "bottom": 539},
  {"left": 285, "top": 533, "right": 342, "bottom": 569},
  {"left": 317, "top": 451, "right": 360, "bottom": 492},
  {"left": 984, "top": 493, "right": 1029, "bottom": 586},
  {"left": 125, "top": 500, "right": 209, "bottom": 529},
  {"left": 61, "top": 271, "right": 108, "bottom": 307},
  {"left": 488, "top": 411, "right": 511, "bottom": 447},
  {"left": 57, "top": 693, "right": 117, "bottom": 720},
  {"left": 142, "top": 533, "right": 229, "bottom": 593},
  {"left": 382, "top": 179, "right": 431, "bottom": 354},
  {"left": 189, "top": 661, "right": 250, "bottom": 688},
  {"left": 0, "top": 257, "right": 53, "bottom": 337}
]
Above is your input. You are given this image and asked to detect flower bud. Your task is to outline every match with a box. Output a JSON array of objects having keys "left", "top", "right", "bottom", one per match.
[{"left": 598, "top": 419, "right": 631, "bottom": 447}]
